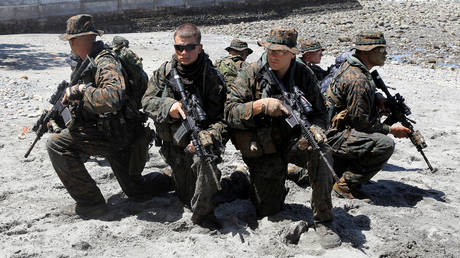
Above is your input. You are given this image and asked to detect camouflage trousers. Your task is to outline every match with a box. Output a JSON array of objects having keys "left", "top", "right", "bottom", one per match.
[
  {"left": 327, "top": 128, "right": 395, "bottom": 184},
  {"left": 242, "top": 143, "right": 334, "bottom": 222},
  {"left": 46, "top": 126, "right": 173, "bottom": 206},
  {"left": 159, "top": 142, "right": 221, "bottom": 216}
]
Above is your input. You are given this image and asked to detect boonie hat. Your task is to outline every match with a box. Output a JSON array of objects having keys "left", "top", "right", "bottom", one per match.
[
  {"left": 257, "top": 28, "right": 298, "bottom": 54},
  {"left": 60, "top": 14, "right": 104, "bottom": 41},
  {"left": 353, "top": 31, "right": 386, "bottom": 51},
  {"left": 225, "top": 39, "right": 253, "bottom": 54},
  {"left": 299, "top": 39, "right": 325, "bottom": 53}
]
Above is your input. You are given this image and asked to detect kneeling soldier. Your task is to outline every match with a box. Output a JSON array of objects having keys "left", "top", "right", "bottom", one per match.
[
  {"left": 327, "top": 31, "right": 410, "bottom": 199},
  {"left": 142, "top": 24, "right": 234, "bottom": 229},
  {"left": 47, "top": 14, "right": 172, "bottom": 218},
  {"left": 224, "top": 28, "right": 341, "bottom": 249}
]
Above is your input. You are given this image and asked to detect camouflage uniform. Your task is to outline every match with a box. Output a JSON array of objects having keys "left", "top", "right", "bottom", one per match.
[
  {"left": 326, "top": 31, "right": 395, "bottom": 186},
  {"left": 142, "top": 52, "right": 227, "bottom": 218},
  {"left": 215, "top": 55, "right": 248, "bottom": 86},
  {"left": 47, "top": 15, "right": 172, "bottom": 211},
  {"left": 215, "top": 39, "right": 253, "bottom": 86},
  {"left": 225, "top": 29, "right": 334, "bottom": 222}
]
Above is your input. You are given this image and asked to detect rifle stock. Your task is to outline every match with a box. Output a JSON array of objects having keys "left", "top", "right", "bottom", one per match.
[{"left": 371, "top": 70, "right": 434, "bottom": 172}]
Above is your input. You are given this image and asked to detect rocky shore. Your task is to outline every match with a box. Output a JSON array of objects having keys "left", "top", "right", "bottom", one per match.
[{"left": 199, "top": 0, "right": 460, "bottom": 69}]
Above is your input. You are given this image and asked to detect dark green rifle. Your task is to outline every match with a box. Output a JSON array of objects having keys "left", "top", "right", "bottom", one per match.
[
  {"left": 24, "top": 56, "right": 96, "bottom": 158},
  {"left": 266, "top": 64, "right": 339, "bottom": 182},
  {"left": 371, "top": 70, "right": 434, "bottom": 172},
  {"left": 171, "top": 68, "right": 222, "bottom": 191}
]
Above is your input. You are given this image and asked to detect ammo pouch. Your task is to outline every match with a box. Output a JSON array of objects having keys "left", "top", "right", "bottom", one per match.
[
  {"left": 154, "top": 121, "right": 189, "bottom": 147},
  {"left": 230, "top": 127, "right": 277, "bottom": 159},
  {"left": 96, "top": 112, "right": 129, "bottom": 145}
]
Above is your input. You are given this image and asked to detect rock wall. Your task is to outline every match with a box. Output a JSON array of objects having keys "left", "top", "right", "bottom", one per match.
[{"left": 0, "top": 0, "right": 329, "bottom": 34}]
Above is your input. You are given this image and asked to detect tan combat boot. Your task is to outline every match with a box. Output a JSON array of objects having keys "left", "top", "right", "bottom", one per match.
[
  {"left": 333, "top": 176, "right": 371, "bottom": 201},
  {"left": 333, "top": 176, "right": 356, "bottom": 199}
]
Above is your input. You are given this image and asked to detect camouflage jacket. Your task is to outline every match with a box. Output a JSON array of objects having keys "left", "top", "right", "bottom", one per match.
[
  {"left": 142, "top": 53, "right": 228, "bottom": 146},
  {"left": 224, "top": 58, "right": 328, "bottom": 152},
  {"left": 215, "top": 55, "right": 248, "bottom": 86},
  {"left": 327, "top": 54, "right": 390, "bottom": 134},
  {"left": 74, "top": 41, "right": 127, "bottom": 123}
]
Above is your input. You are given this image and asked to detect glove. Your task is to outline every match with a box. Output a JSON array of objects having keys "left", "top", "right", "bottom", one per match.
[
  {"left": 297, "top": 137, "right": 312, "bottom": 151},
  {"left": 259, "top": 98, "right": 289, "bottom": 117},
  {"left": 309, "top": 125, "right": 327, "bottom": 144},
  {"left": 65, "top": 83, "right": 86, "bottom": 101},
  {"left": 199, "top": 130, "right": 214, "bottom": 147}
]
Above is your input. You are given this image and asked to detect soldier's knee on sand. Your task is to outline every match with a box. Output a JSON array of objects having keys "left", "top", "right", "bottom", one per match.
[{"left": 46, "top": 133, "right": 63, "bottom": 153}]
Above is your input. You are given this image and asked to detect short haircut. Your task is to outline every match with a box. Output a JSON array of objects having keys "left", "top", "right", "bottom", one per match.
[{"left": 174, "top": 24, "right": 201, "bottom": 43}]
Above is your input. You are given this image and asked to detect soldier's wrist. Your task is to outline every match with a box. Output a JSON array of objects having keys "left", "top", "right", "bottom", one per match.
[{"left": 252, "top": 99, "right": 265, "bottom": 115}]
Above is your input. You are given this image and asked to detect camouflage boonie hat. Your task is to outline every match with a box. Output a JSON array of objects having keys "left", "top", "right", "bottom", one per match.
[
  {"left": 112, "top": 36, "right": 129, "bottom": 48},
  {"left": 299, "top": 39, "right": 325, "bottom": 53},
  {"left": 225, "top": 39, "right": 253, "bottom": 54},
  {"left": 59, "top": 14, "right": 104, "bottom": 41},
  {"left": 353, "top": 31, "right": 386, "bottom": 51},
  {"left": 257, "top": 28, "right": 298, "bottom": 54}
]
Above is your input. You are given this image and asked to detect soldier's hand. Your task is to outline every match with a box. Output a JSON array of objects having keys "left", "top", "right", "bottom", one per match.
[
  {"left": 64, "top": 84, "right": 85, "bottom": 102},
  {"left": 254, "top": 98, "right": 289, "bottom": 117},
  {"left": 297, "top": 137, "right": 312, "bottom": 151},
  {"left": 169, "top": 101, "right": 186, "bottom": 119},
  {"left": 375, "top": 92, "right": 387, "bottom": 111},
  {"left": 186, "top": 142, "right": 196, "bottom": 153},
  {"left": 309, "top": 125, "right": 327, "bottom": 144},
  {"left": 199, "top": 130, "right": 213, "bottom": 147},
  {"left": 390, "top": 125, "right": 411, "bottom": 138}
]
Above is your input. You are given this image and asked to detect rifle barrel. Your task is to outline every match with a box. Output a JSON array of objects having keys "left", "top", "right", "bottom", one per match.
[{"left": 24, "top": 135, "right": 40, "bottom": 158}]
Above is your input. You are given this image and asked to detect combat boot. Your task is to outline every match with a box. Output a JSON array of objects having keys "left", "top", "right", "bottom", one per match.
[
  {"left": 333, "top": 176, "right": 356, "bottom": 199},
  {"left": 333, "top": 176, "right": 370, "bottom": 201},
  {"left": 286, "top": 165, "right": 310, "bottom": 188},
  {"left": 314, "top": 221, "right": 342, "bottom": 249},
  {"left": 63, "top": 201, "right": 107, "bottom": 219},
  {"left": 191, "top": 212, "right": 221, "bottom": 230},
  {"left": 212, "top": 165, "right": 250, "bottom": 205}
]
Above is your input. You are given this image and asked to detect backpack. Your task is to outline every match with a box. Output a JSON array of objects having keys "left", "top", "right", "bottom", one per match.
[
  {"left": 320, "top": 51, "right": 351, "bottom": 95},
  {"left": 112, "top": 36, "right": 148, "bottom": 110}
]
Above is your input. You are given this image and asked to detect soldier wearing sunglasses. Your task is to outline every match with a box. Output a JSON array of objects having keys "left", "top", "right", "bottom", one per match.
[
  {"left": 224, "top": 28, "right": 341, "bottom": 249},
  {"left": 326, "top": 31, "right": 411, "bottom": 200},
  {"left": 142, "top": 24, "right": 249, "bottom": 229}
]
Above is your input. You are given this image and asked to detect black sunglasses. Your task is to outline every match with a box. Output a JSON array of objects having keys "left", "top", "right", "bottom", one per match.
[{"left": 174, "top": 43, "right": 200, "bottom": 52}]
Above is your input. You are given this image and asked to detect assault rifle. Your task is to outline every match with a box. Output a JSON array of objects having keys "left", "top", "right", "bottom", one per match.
[
  {"left": 266, "top": 65, "right": 339, "bottom": 182},
  {"left": 24, "top": 56, "right": 96, "bottom": 158},
  {"left": 171, "top": 68, "right": 222, "bottom": 190},
  {"left": 371, "top": 70, "right": 434, "bottom": 172}
]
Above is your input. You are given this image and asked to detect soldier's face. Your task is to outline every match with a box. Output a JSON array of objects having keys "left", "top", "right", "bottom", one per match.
[
  {"left": 368, "top": 47, "right": 387, "bottom": 66},
  {"left": 302, "top": 49, "right": 323, "bottom": 64},
  {"left": 174, "top": 36, "right": 202, "bottom": 66},
  {"left": 69, "top": 35, "right": 95, "bottom": 59},
  {"left": 267, "top": 49, "right": 295, "bottom": 71}
]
